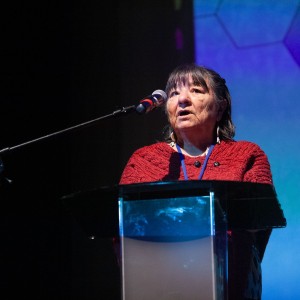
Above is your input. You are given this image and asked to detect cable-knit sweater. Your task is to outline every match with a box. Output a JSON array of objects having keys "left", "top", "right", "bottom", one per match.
[
  {"left": 120, "top": 140, "right": 273, "bottom": 300},
  {"left": 120, "top": 140, "right": 273, "bottom": 185}
]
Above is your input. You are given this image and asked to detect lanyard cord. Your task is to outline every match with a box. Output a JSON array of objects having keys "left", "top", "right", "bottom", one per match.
[{"left": 176, "top": 144, "right": 215, "bottom": 180}]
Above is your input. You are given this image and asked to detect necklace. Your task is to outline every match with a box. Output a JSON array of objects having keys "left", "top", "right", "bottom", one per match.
[{"left": 175, "top": 144, "right": 215, "bottom": 180}]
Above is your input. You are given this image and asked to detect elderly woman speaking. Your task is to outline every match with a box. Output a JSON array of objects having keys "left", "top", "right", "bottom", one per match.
[{"left": 120, "top": 63, "right": 273, "bottom": 300}]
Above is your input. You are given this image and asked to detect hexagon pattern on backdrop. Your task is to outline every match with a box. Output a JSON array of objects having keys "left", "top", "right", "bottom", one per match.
[{"left": 194, "top": 0, "right": 300, "bottom": 64}]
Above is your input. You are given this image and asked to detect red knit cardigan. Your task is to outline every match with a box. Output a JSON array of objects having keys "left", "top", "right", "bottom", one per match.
[{"left": 120, "top": 140, "right": 273, "bottom": 185}]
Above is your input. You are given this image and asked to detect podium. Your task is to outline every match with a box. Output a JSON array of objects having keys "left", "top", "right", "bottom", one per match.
[{"left": 62, "top": 180, "right": 286, "bottom": 300}]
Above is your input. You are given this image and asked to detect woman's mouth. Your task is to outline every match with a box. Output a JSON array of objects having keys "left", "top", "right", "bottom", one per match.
[{"left": 177, "top": 110, "right": 191, "bottom": 117}]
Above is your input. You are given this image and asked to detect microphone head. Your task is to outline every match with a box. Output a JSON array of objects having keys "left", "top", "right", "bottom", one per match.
[
  {"left": 152, "top": 90, "right": 167, "bottom": 106},
  {"left": 135, "top": 89, "right": 167, "bottom": 114}
]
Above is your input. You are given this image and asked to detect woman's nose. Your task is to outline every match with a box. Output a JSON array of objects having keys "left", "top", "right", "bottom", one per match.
[{"left": 177, "top": 90, "right": 191, "bottom": 106}]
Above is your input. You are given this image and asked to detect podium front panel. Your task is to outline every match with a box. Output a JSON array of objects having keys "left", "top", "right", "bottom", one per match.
[{"left": 119, "top": 191, "right": 227, "bottom": 300}]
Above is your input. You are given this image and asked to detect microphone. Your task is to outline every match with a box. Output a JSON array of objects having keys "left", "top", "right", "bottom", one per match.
[{"left": 136, "top": 89, "right": 167, "bottom": 114}]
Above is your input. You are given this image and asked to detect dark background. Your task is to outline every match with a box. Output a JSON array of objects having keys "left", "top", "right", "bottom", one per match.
[{"left": 1, "top": 1, "right": 194, "bottom": 299}]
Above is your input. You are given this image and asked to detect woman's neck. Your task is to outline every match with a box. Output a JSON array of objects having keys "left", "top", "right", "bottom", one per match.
[
  {"left": 176, "top": 136, "right": 214, "bottom": 157},
  {"left": 177, "top": 142, "right": 208, "bottom": 157}
]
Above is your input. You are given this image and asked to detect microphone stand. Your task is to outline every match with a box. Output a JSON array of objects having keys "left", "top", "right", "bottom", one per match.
[
  {"left": 0, "top": 105, "right": 137, "bottom": 156},
  {"left": 0, "top": 104, "right": 137, "bottom": 183}
]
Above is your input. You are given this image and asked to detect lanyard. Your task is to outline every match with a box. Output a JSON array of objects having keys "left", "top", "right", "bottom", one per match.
[{"left": 176, "top": 144, "right": 215, "bottom": 180}]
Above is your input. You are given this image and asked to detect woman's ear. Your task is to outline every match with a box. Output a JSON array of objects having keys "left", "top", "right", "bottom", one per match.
[{"left": 217, "top": 99, "right": 227, "bottom": 121}]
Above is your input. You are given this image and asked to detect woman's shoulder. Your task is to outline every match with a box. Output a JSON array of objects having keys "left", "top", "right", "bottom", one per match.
[
  {"left": 132, "top": 142, "right": 173, "bottom": 156},
  {"left": 221, "top": 139, "right": 263, "bottom": 149},
  {"left": 219, "top": 140, "right": 267, "bottom": 155}
]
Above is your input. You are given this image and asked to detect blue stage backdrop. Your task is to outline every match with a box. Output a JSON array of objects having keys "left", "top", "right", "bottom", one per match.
[{"left": 193, "top": 1, "right": 300, "bottom": 299}]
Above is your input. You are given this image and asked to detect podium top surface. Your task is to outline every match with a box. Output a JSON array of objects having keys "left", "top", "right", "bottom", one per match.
[{"left": 62, "top": 180, "right": 287, "bottom": 237}]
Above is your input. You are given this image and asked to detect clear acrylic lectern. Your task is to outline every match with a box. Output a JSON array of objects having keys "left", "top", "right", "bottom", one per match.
[{"left": 62, "top": 180, "right": 286, "bottom": 300}]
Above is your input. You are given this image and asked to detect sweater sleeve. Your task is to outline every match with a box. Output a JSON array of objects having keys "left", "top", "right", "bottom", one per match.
[{"left": 243, "top": 143, "right": 273, "bottom": 184}]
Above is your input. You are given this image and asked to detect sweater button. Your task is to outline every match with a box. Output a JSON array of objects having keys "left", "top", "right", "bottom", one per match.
[
  {"left": 194, "top": 161, "right": 201, "bottom": 168},
  {"left": 214, "top": 161, "right": 220, "bottom": 167}
]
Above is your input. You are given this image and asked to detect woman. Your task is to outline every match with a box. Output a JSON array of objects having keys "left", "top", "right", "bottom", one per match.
[{"left": 120, "top": 63, "right": 273, "bottom": 299}]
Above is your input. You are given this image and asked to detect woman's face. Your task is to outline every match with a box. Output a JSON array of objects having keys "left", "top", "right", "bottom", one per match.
[{"left": 166, "top": 76, "right": 223, "bottom": 138}]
